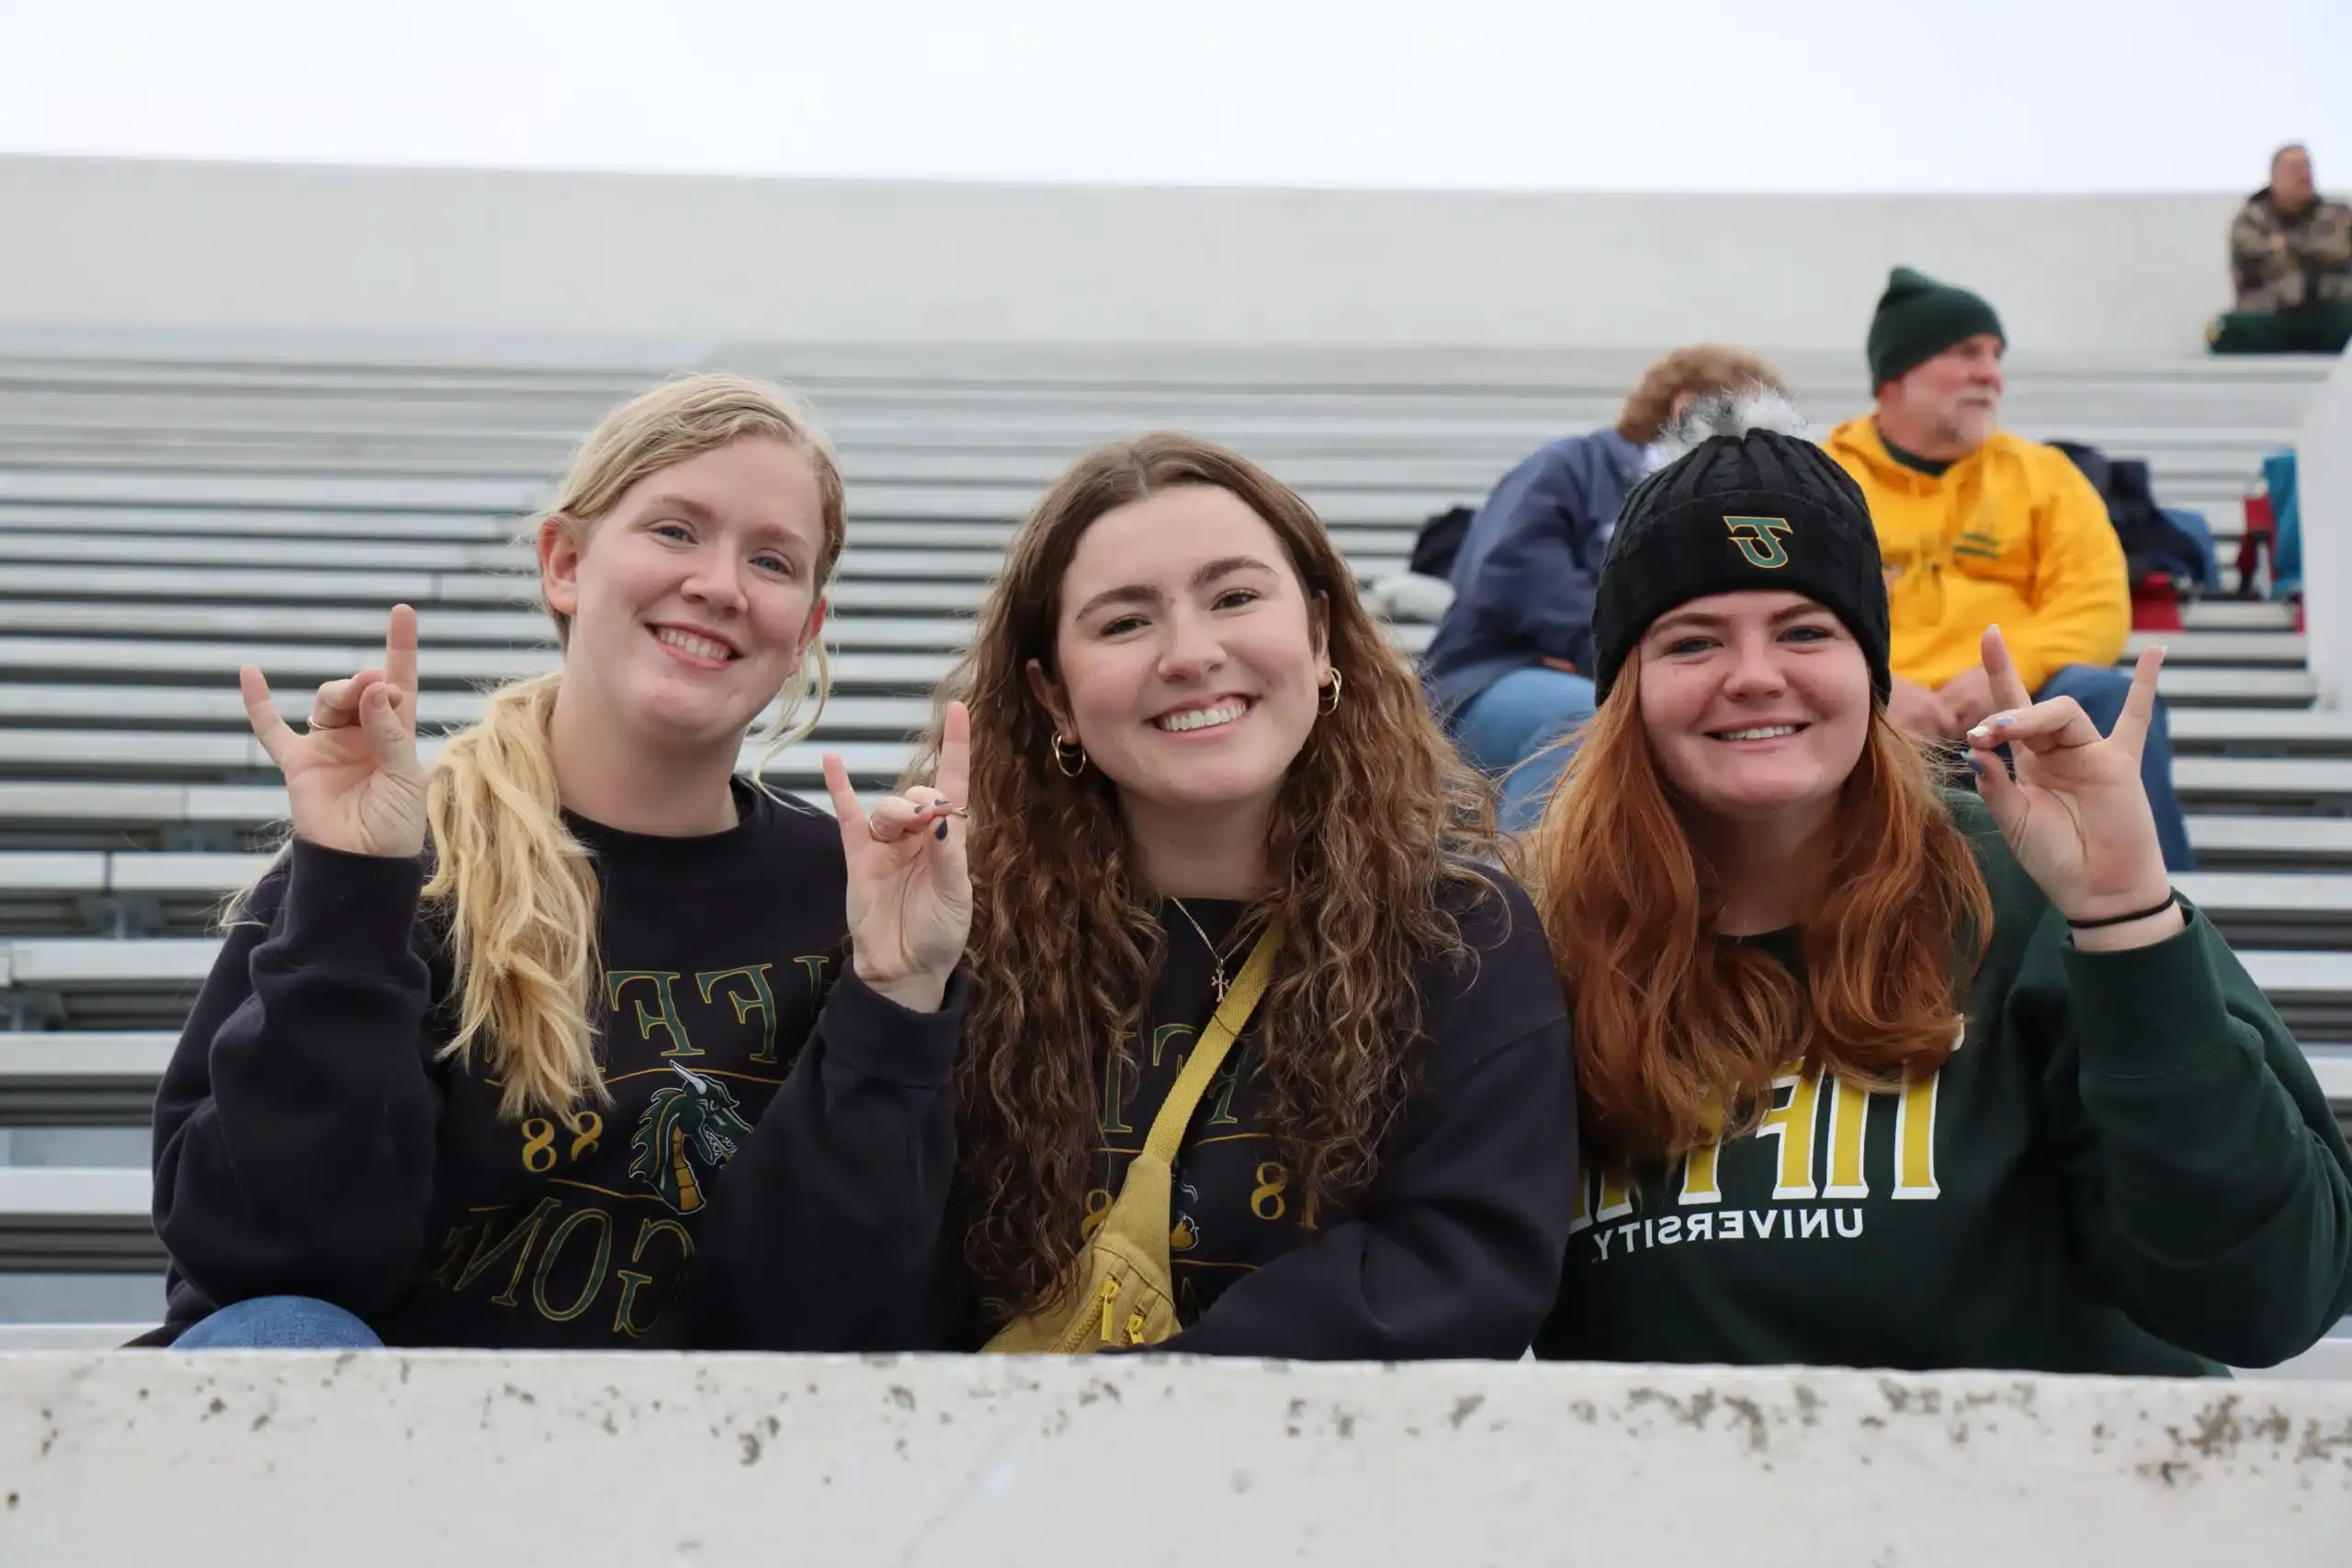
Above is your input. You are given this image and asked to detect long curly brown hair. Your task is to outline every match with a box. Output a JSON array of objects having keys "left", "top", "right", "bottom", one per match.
[
  {"left": 1519, "top": 679, "right": 1991, "bottom": 1169},
  {"left": 907, "top": 432, "right": 1498, "bottom": 1316}
]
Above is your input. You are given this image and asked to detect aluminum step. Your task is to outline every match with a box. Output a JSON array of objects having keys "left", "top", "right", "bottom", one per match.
[
  {"left": 0, "top": 685, "right": 937, "bottom": 737},
  {"left": 11, "top": 936, "right": 2352, "bottom": 1034},
  {"left": 5, "top": 1029, "right": 2345, "bottom": 1139},
  {"left": 13, "top": 856, "right": 2352, "bottom": 944},
  {"left": 0, "top": 1166, "right": 159, "bottom": 1272},
  {"left": 0, "top": 1031, "right": 173, "bottom": 1123}
]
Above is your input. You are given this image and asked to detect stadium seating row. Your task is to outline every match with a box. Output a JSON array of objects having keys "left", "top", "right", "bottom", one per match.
[{"left": 0, "top": 340, "right": 2340, "bottom": 1357}]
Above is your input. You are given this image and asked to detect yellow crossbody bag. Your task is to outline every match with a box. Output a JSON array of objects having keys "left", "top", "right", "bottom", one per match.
[{"left": 983, "top": 920, "right": 1283, "bottom": 1355}]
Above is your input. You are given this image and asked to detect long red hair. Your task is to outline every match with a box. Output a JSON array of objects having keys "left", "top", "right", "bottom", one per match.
[{"left": 1519, "top": 680, "right": 1992, "bottom": 1167}]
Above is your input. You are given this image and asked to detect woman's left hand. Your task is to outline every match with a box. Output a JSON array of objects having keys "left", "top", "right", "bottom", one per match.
[
  {"left": 1963, "top": 624, "right": 2176, "bottom": 927},
  {"left": 823, "top": 700, "right": 974, "bottom": 1013}
]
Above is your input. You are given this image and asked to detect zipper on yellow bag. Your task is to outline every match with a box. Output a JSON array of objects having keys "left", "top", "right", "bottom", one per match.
[{"left": 1097, "top": 1277, "right": 1121, "bottom": 1345}]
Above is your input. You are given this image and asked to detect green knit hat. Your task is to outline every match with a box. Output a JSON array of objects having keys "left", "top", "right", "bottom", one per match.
[{"left": 1866, "top": 266, "right": 2005, "bottom": 387}]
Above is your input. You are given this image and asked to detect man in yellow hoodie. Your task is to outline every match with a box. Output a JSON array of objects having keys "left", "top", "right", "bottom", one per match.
[{"left": 1826, "top": 267, "right": 2193, "bottom": 870}]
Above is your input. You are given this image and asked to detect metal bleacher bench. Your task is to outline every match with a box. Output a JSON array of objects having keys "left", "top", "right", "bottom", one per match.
[
  {"left": 0, "top": 338, "right": 2344, "bottom": 1352},
  {"left": 6, "top": 1035, "right": 2350, "bottom": 1281}
]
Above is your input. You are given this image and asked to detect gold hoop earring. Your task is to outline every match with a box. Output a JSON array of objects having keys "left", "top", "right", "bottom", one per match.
[
  {"left": 1317, "top": 670, "right": 1343, "bottom": 716},
  {"left": 1051, "top": 733, "right": 1089, "bottom": 777}
]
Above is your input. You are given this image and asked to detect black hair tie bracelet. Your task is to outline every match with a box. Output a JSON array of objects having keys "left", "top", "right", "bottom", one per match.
[{"left": 2067, "top": 892, "right": 2178, "bottom": 931}]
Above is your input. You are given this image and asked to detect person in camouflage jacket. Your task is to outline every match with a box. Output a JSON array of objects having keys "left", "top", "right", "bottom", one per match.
[{"left": 2211, "top": 143, "right": 2352, "bottom": 355}]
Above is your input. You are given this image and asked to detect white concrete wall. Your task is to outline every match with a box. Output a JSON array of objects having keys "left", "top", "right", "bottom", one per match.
[
  {"left": 0, "top": 154, "right": 2247, "bottom": 356},
  {"left": 5, "top": 1351, "right": 2349, "bottom": 1564},
  {"left": 2299, "top": 356, "right": 2352, "bottom": 706}
]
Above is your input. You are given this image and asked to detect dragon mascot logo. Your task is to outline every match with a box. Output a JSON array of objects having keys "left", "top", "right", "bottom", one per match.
[{"left": 628, "top": 1061, "right": 755, "bottom": 1214}]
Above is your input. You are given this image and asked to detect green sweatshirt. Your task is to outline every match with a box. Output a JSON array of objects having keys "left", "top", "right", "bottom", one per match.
[{"left": 1536, "top": 793, "right": 2352, "bottom": 1374}]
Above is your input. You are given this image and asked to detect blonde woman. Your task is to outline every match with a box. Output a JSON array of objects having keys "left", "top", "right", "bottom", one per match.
[{"left": 146, "top": 375, "right": 972, "bottom": 1350}]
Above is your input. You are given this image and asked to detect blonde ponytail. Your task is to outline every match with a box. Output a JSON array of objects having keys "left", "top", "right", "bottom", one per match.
[
  {"left": 225, "top": 372, "right": 846, "bottom": 1120},
  {"left": 440, "top": 371, "right": 845, "bottom": 1116},
  {"left": 423, "top": 673, "right": 604, "bottom": 1117}
]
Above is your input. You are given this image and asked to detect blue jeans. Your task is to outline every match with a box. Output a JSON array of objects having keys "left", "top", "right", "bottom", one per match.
[
  {"left": 173, "top": 1295, "right": 382, "bottom": 1349},
  {"left": 2025, "top": 664, "right": 2196, "bottom": 873},
  {"left": 1452, "top": 666, "right": 1600, "bottom": 832}
]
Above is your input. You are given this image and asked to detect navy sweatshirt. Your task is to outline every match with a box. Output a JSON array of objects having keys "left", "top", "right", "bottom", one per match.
[
  {"left": 1421, "top": 428, "right": 1649, "bottom": 717},
  {"left": 946, "top": 865, "right": 1578, "bottom": 1359},
  {"left": 146, "top": 779, "right": 960, "bottom": 1350}
]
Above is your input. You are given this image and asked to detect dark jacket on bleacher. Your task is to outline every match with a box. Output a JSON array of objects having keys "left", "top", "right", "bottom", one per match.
[
  {"left": 1420, "top": 429, "right": 1649, "bottom": 718},
  {"left": 142, "top": 780, "right": 959, "bottom": 1351}
]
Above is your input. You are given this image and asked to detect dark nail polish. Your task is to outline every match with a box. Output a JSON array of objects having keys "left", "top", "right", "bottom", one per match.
[
  {"left": 1964, "top": 753, "right": 1987, "bottom": 774},
  {"left": 935, "top": 820, "right": 950, "bottom": 841}
]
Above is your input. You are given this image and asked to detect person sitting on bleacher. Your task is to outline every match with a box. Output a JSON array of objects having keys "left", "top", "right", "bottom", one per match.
[
  {"left": 1826, "top": 266, "right": 2197, "bottom": 872},
  {"left": 2210, "top": 143, "right": 2352, "bottom": 357},
  {"left": 900, "top": 434, "right": 1577, "bottom": 1359},
  {"left": 1423, "top": 345, "right": 1787, "bottom": 829},
  {"left": 1527, "top": 392, "right": 2352, "bottom": 1375},
  {"left": 145, "top": 375, "right": 970, "bottom": 1351}
]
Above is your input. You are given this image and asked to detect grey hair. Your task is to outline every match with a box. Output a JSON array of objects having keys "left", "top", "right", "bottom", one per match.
[{"left": 1657, "top": 384, "right": 1809, "bottom": 462}]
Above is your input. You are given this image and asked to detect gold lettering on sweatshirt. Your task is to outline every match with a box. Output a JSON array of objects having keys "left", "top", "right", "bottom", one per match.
[
  {"left": 605, "top": 971, "right": 697, "bottom": 1058},
  {"left": 791, "top": 953, "right": 835, "bottom": 1010},
  {"left": 1575, "top": 1065, "right": 1946, "bottom": 1264},
  {"left": 611, "top": 1217, "right": 693, "bottom": 1337},
  {"left": 1679, "top": 1143, "right": 1723, "bottom": 1204},
  {"left": 451, "top": 1195, "right": 563, "bottom": 1307},
  {"left": 1894, "top": 1072, "right": 1941, "bottom": 1199},
  {"left": 529, "top": 1206, "right": 615, "bottom": 1323},
  {"left": 1250, "top": 1162, "right": 1289, "bottom": 1222},
  {"left": 1150, "top": 1023, "right": 1195, "bottom": 1070},
  {"left": 1754, "top": 1069, "right": 1824, "bottom": 1201},
  {"left": 697, "top": 965, "right": 779, "bottom": 1065},
  {"left": 1099, "top": 1045, "right": 1136, "bottom": 1136},
  {"left": 1823, "top": 1077, "right": 1872, "bottom": 1199}
]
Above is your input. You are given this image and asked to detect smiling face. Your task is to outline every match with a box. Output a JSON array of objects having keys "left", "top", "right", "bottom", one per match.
[
  {"left": 540, "top": 436, "right": 829, "bottom": 752},
  {"left": 1635, "top": 590, "right": 1872, "bottom": 827},
  {"left": 1027, "top": 484, "right": 1329, "bottom": 820}
]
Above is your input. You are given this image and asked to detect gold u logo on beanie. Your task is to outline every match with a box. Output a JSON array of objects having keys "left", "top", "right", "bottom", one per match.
[{"left": 1724, "top": 515, "right": 1793, "bottom": 569}]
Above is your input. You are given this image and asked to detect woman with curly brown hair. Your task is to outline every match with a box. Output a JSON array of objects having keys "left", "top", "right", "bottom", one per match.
[
  {"left": 905, "top": 432, "right": 1578, "bottom": 1359},
  {"left": 1525, "top": 390, "right": 2352, "bottom": 1375}
]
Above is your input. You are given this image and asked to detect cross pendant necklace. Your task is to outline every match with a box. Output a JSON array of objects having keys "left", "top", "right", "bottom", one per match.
[{"left": 1168, "top": 897, "right": 1249, "bottom": 1002}]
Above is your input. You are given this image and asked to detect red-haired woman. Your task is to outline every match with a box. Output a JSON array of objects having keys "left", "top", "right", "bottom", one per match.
[{"left": 1526, "top": 392, "right": 2352, "bottom": 1374}]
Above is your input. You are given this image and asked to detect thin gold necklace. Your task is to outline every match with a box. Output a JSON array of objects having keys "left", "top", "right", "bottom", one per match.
[{"left": 1167, "top": 896, "right": 1254, "bottom": 1002}]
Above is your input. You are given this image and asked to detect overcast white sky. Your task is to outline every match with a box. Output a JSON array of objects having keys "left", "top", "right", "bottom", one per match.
[{"left": 2, "top": 0, "right": 2345, "bottom": 193}]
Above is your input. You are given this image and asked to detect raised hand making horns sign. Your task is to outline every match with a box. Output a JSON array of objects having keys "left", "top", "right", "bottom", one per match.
[
  {"left": 241, "top": 604, "right": 429, "bottom": 860},
  {"left": 1962, "top": 624, "right": 2181, "bottom": 943},
  {"left": 824, "top": 699, "right": 975, "bottom": 1013}
]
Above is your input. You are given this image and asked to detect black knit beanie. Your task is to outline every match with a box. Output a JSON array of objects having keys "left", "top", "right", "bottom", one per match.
[
  {"left": 1590, "top": 390, "right": 1891, "bottom": 705},
  {"left": 1866, "top": 265, "right": 2005, "bottom": 388}
]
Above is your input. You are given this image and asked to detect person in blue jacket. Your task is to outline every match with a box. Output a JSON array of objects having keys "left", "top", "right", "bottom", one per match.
[{"left": 1423, "top": 345, "right": 1786, "bottom": 829}]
